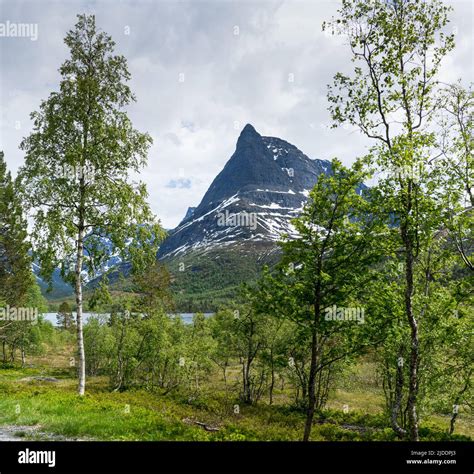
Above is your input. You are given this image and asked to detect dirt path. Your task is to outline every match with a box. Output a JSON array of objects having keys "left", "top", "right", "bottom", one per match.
[
  {"left": 0, "top": 425, "right": 34, "bottom": 441},
  {"left": 0, "top": 425, "right": 89, "bottom": 441}
]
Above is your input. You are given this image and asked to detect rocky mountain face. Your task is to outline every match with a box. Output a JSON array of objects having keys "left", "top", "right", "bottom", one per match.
[{"left": 158, "top": 124, "right": 332, "bottom": 259}]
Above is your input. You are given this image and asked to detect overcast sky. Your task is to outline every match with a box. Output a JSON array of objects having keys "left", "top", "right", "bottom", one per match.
[{"left": 1, "top": 0, "right": 472, "bottom": 228}]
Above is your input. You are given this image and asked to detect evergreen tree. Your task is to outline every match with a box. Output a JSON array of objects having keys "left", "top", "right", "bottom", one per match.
[
  {"left": 0, "top": 151, "right": 32, "bottom": 307},
  {"left": 56, "top": 301, "right": 75, "bottom": 331}
]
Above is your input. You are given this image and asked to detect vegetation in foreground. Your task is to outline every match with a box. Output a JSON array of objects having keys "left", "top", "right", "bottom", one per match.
[
  {"left": 1, "top": 0, "right": 472, "bottom": 444},
  {"left": 0, "top": 351, "right": 471, "bottom": 442}
]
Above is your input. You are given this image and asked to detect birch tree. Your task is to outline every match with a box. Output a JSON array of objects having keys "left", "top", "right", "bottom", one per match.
[
  {"left": 324, "top": 0, "right": 455, "bottom": 440},
  {"left": 436, "top": 83, "right": 473, "bottom": 270},
  {"left": 18, "top": 15, "right": 164, "bottom": 395},
  {"left": 254, "top": 159, "right": 384, "bottom": 440}
]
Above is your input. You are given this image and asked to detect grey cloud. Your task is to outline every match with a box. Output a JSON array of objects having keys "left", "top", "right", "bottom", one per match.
[{"left": 1, "top": 0, "right": 472, "bottom": 228}]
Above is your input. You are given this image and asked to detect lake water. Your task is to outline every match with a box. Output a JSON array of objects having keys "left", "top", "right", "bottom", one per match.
[{"left": 42, "top": 312, "right": 213, "bottom": 326}]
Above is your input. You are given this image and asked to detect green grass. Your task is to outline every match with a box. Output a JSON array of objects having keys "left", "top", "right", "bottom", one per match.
[
  {"left": 0, "top": 362, "right": 471, "bottom": 441},
  {"left": 0, "top": 377, "right": 212, "bottom": 441},
  {"left": 0, "top": 374, "right": 301, "bottom": 441}
]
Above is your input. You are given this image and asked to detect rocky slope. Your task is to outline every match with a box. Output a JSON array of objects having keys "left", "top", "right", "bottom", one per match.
[{"left": 158, "top": 124, "right": 332, "bottom": 259}]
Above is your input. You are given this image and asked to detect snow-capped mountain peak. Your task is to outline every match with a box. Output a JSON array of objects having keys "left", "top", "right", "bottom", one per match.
[{"left": 158, "top": 124, "right": 332, "bottom": 259}]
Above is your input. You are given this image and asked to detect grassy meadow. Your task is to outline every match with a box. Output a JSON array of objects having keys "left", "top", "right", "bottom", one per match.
[{"left": 1, "top": 341, "right": 471, "bottom": 442}]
